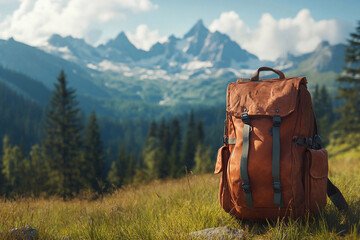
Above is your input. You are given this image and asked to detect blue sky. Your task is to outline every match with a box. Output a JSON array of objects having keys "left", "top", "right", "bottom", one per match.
[
  {"left": 126, "top": 0, "right": 359, "bottom": 36},
  {"left": 0, "top": 0, "right": 358, "bottom": 60}
]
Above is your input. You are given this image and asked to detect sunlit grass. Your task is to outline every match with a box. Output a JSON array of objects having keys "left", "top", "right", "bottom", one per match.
[{"left": 0, "top": 154, "right": 359, "bottom": 239}]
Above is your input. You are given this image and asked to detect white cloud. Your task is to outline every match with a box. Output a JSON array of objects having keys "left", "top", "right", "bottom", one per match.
[
  {"left": 0, "top": 0, "right": 157, "bottom": 46},
  {"left": 126, "top": 24, "right": 167, "bottom": 51},
  {"left": 209, "top": 11, "right": 250, "bottom": 43},
  {"left": 209, "top": 9, "right": 352, "bottom": 61}
]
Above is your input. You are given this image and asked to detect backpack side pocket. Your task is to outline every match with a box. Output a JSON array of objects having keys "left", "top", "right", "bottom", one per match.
[
  {"left": 305, "top": 149, "right": 328, "bottom": 213},
  {"left": 215, "top": 145, "right": 234, "bottom": 212}
]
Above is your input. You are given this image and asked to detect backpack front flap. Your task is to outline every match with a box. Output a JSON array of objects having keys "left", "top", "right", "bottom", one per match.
[{"left": 224, "top": 75, "right": 308, "bottom": 219}]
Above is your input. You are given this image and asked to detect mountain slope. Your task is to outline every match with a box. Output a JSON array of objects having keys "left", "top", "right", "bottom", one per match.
[
  {"left": 297, "top": 41, "right": 345, "bottom": 73},
  {"left": 0, "top": 81, "right": 44, "bottom": 151},
  {"left": 184, "top": 19, "right": 210, "bottom": 56},
  {"left": 145, "top": 20, "right": 260, "bottom": 70},
  {"left": 0, "top": 66, "right": 51, "bottom": 105},
  {"left": 98, "top": 32, "right": 147, "bottom": 62},
  {"left": 0, "top": 38, "right": 109, "bottom": 98},
  {"left": 47, "top": 34, "right": 103, "bottom": 64},
  {"left": 283, "top": 41, "right": 345, "bottom": 95}
]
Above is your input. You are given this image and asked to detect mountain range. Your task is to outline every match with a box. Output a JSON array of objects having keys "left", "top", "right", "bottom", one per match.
[
  {"left": 43, "top": 20, "right": 267, "bottom": 80},
  {"left": 0, "top": 19, "right": 346, "bottom": 119}
]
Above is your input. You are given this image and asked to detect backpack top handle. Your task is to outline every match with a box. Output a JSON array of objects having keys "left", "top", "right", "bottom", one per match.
[{"left": 250, "top": 67, "right": 285, "bottom": 81}]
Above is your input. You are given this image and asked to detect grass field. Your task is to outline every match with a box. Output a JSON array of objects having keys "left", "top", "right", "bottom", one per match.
[{"left": 0, "top": 150, "right": 359, "bottom": 239}]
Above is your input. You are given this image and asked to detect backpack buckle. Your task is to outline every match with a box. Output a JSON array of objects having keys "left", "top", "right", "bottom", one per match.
[
  {"left": 313, "top": 135, "right": 323, "bottom": 149},
  {"left": 242, "top": 182, "right": 251, "bottom": 193},
  {"left": 241, "top": 113, "right": 250, "bottom": 124},
  {"left": 273, "top": 115, "right": 281, "bottom": 127},
  {"left": 223, "top": 136, "right": 228, "bottom": 144},
  {"left": 308, "top": 138, "right": 313, "bottom": 147},
  {"left": 273, "top": 181, "right": 282, "bottom": 193}
]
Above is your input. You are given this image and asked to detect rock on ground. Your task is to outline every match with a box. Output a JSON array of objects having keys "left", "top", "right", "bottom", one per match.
[
  {"left": 2, "top": 225, "right": 38, "bottom": 240},
  {"left": 190, "top": 226, "right": 245, "bottom": 240}
]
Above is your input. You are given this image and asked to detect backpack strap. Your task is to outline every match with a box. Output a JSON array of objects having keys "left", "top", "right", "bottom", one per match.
[
  {"left": 223, "top": 114, "right": 236, "bottom": 145},
  {"left": 272, "top": 115, "right": 283, "bottom": 208},
  {"left": 327, "top": 178, "right": 348, "bottom": 211},
  {"left": 240, "top": 113, "right": 253, "bottom": 209}
]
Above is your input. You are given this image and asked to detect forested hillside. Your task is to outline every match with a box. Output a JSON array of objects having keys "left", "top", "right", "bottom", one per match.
[
  {"left": 0, "top": 82, "right": 44, "bottom": 152},
  {"left": 0, "top": 71, "right": 223, "bottom": 198}
]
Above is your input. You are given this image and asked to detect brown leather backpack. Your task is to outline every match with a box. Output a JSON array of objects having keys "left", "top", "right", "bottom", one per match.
[{"left": 215, "top": 67, "right": 348, "bottom": 220}]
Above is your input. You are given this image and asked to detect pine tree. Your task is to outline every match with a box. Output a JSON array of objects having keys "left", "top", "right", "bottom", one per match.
[
  {"left": 107, "top": 146, "right": 128, "bottom": 188},
  {"left": 148, "top": 120, "right": 157, "bottom": 138},
  {"left": 124, "top": 154, "right": 135, "bottom": 184},
  {"left": 158, "top": 118, "right": 171, "bottom": 178},
  {"left": 29, "top": 144, "right": 49, "bottom": 197},
  {"left": 117, "top": 146, "right": 129, "bottom": 186},
  {"left": 169, "top": 118, "right": 181, "bottom": 178},
  {"left": 1, "top": 136, "right": 31, "bottom": 196},
  {"left": 133, "top": 155, "right": 147, "bottom": 184},
  {"left": 107, "top": 161, "right": 121, "bottom": 188},
  {"left": 158, "top": 118, "right": 166, "bottom": 145},
  {"left": 160, "top": 120, "right": 171, "bottom": 153},
  {"left": 193, "top": 120, "right": 213, "bottom": 174},
  {"left": 2, "top": 136, "right": 18, "bottom": 193},
  {"left": 84, "top": 111, "right": 105, "bottom": 193},
  {"left": 142, "top": 118, "right": 173, "bottom": 180},
  {"left": 133, "top": 165, "right": 147, "bottom": 184},
  {"left": 335, "top": 21, "right": 360, "bottom": 147},
  {"left": 193, "top": 144, "right": 213, "bottom": 174},
  {"left": 320, "top": 86, "right": 334, "bottom": 123},
  {"left": 104, "top": 147, "right": 114, "bottom": 183},
  {"left": 16, "top": 151, "right": 32, "bottom": 196},
  {"left": 313, "top": 85, "right": 321, "bottom": 116},
  {"left": 142, "top": 134, "right": 161, "bottom": 180},
  {"left": 43, "top": 70, "right": 83, "bottom": 199},
  {"left": 196, "top": 120, "right": 204, "bottom": 143},
  {"left": 1, "top": 136, "right": 11, "bottom": 194},
  {"left": 0, "top": 144, "right": 6, "bottom": 195},
  {"left": 181, "top": 111, "right": 197, "bottom": 171},
  {"left": 313, "top": 85, "right": 334, "bottom": 146}
]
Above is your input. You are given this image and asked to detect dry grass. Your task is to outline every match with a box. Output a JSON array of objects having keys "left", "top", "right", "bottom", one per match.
[{"left": 0, "top": 154, "right": 359, "bottom": 239}]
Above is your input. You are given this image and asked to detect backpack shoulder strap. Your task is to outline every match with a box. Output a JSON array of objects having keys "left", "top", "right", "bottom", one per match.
[{"left": 327, "top": 178, "right": 348, "bottom": 211}]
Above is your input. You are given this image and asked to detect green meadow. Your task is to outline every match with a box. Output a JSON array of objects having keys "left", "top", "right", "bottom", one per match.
[{"left": 0, "top": 144, "right": 359, "bottom": 240}]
